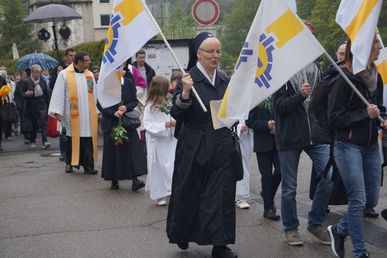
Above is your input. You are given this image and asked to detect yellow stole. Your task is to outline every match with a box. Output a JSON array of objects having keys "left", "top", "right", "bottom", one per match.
[{"left": 66, "top": 64, "right": 98, "bottom": 166}]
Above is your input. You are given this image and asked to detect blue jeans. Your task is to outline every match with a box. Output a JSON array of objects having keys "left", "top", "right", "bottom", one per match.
[
  {"left": 278, "top": 144, "right": 332, "bottom": 231},
  {"left": 334, "top": 141, "right": 380, "bottom": 258}
]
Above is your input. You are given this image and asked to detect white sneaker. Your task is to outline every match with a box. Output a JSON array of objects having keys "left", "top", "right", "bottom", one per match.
[
  {"left": 42, "top": 142, "right": 51, "bottom": 150},
  {"left": 236, "top": 200, "right": 250, "bottom": 209},
  {"left": 30, "top": 143, "right": 36, "bottom": 148},
  {"left": 155, "top": 198, "right": 167, "bottom": 206}
]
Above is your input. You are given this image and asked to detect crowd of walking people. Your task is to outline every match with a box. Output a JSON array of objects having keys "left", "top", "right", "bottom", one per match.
[{"left": 1, "top": 25, "right": 387, "bottom": 258}]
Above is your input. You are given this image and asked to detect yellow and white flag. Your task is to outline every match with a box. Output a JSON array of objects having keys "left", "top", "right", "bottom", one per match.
[
  {"left": 336, "top": 0, "right": 382, "bottom": 74},
  {"left": 218, "top": 0, "right": 324, "bottom": 121},
  {"left": 97, "top": 0, "right": 158, "bottom": 108},
  {"left": 284, "top": 0, "right": 297, "bottom": 12}
]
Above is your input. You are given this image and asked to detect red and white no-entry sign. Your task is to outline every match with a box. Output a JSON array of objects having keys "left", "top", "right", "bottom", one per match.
[{"left": 192, "top": 0, "right": 220, "bottom": 26}]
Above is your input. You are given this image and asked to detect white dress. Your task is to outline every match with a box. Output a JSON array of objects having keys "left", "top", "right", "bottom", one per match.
[
  {"left": 236, "top": 121, "right": 253, "bottom": 200},
  {"left": 143, "top": 103, "right": 177, "bottom": 201}
]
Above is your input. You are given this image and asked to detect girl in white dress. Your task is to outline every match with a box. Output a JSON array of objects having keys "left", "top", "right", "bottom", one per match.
[{"left": 143, "top": 76, "right": 177, "bottom": 206}]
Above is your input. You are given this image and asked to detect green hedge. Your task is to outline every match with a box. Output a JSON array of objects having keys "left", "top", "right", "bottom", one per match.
[{"left": 0, "top": 39, "right": 105, "bottom": 75}]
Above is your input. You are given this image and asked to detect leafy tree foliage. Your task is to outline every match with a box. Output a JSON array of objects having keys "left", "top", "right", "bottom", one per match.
[
  {"left": 0, "top": 0, "right": 40, "bottom": 60},
  {"left": 160, "top": 6, "right": 196, "bottom": 39},
  {"left": 309, "top": 0, "right": 344, "bottom": 66},
  {"left": 296, "top": 0, "right": 317, "bottom": 20},
  {"left": 219, "top": 0, "right": 260, "bottom": 71}
]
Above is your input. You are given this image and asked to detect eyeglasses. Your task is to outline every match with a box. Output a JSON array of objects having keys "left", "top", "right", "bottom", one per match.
[{"left": 199, "top": 48, "right": 222, "bottom": 55}]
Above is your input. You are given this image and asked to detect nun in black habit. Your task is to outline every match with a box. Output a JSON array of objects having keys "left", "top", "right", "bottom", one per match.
[
  {"left": 97, "top": 76, "right": 147, "bottom": 191},
  {"left": 166, "top": 32, "right": 238, "bottom": 258}
]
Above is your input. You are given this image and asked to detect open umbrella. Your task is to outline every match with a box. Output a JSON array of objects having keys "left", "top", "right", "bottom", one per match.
[
  {"left": 16, "top": 53, "right": 59, "bottom": 70},
  {"left": 24, "top": 4, "right": 82, "bottom": 52}
]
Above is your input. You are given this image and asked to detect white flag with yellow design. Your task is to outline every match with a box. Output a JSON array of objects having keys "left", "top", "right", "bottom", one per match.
[
  {"left": 336, "top": 0, "right": 382, "bottom": 74},
  {"left": 97, "top": 0, "right": 158, "bottom": 108},
  {"left": 218, "top": 0, "right": 324, "bottom": 121}
]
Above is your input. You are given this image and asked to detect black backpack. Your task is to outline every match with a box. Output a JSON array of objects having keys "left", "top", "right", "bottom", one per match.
[{"left": 309, "top": 69, "right": 339, "bottom": 144}]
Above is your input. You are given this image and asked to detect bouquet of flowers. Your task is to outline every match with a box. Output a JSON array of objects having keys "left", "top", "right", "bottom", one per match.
[
  {"left": 110, "top": 118, "right": 128, "bottom": 146},
  {"left": 155, "top": 95, "right": 173, "bottom": 115}
]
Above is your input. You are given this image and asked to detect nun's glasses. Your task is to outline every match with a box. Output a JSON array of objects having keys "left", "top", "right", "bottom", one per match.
[{"left": 199, "top": 49, "right": 222, "bottom": 55}]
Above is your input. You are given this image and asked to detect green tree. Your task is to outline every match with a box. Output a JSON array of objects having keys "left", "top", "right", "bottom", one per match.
[
  {"left": 309, "top": 0, "right": 344, "bottom": 67},
  {"left": 157, "top": 5, "right": 195, "bottom": 39},
  {"left": 0, "top": 0, "right": 40, "bottom": 60},
  {"left": 378, "top": 1, "right": 387, "bottom": 46},
  {"left": 297, "top": 0, "right": 317, "bottom": 20},
  {"left": 161, "top": 6, "right": 196, "bottom": 39},
  {"left": 219, "top": 0, "right": 260, "bottom": 71}
]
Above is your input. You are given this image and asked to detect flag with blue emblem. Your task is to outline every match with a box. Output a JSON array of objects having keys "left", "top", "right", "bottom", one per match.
[
  {"left": 218, "top": 0, "right": 324, "bottom": 122},
  {"left": 97, "top": 0, "right": 158, "bottom": 108}
]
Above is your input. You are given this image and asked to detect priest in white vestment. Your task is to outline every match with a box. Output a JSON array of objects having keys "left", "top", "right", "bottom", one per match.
[{"left": 48, "top": 51, "right": 99, "bottom": 174}]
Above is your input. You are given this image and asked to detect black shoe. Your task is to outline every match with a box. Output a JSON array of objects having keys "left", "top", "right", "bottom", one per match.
[
  {"left": 211, "top": 246, "right": 238, "bottom": 258},
  {"left": 84, "top": 167, "right": 98, "bottom": 174},
  {"left": 359, "top": 254, "right": 369, "bottom": 258},
  {"left": 364, "top": 208, "right": 379, "bottom": 218},
  {"left": 65, "top": 164, "right": 73, "bottom": 173},
  {"left": 59, "top": 153, "right": 65, "bottom": 161},
  {"left": 131, "top": 179, "right": 145, "bottom": 191},
  {"left": 177, "top": 242, "right": 189, "bottom": 250},
  {"left": 263, "top": 209, "right": 280, "bottom": 221},
  {"left": 381, "top": 209, "right": 387, "bottom": 222},
  {"left": 111, "top": 180, "right": 119, "bottom": 190},
  {"left": 327, "top": 225, "right": 345, "bottom": 258}
]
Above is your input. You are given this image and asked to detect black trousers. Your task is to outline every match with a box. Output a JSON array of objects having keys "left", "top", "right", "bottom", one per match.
[
  {"left": 256, "top": 150, "right": 282, "bottom": 210},
  {"left": 65, "top": 136, "right": 94, "bottom": 169}
]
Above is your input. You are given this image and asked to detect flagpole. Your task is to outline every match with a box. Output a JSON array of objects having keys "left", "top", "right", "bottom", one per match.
[
  {"left": 323, "top": 51, "right": 384, "bottom": 122},
  {"left": 141, "top": 0, "right": 208, "bottom": 112}
]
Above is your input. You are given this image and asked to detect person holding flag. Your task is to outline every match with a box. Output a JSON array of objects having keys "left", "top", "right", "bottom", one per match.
[
  {"left": 327, "top": 36, "right": 386, "bottom": 258},
  {"left": 326, "top": 1, "right": 386, "bottom": 257},
  {"left": 166, "top": 32, "right": 238, "bottom": 258},
  {"left": 273, "top": 20, "right": 333, "bottom": 246}
]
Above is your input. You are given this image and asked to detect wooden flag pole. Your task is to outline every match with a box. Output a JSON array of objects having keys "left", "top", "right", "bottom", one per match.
[{"left": 323, "top": 51, "right": 383, "bottom": 122}]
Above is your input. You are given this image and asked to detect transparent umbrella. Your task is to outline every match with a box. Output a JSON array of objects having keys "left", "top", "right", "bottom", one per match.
[{"left": 16, "top": 53, "right": 59, "bottom": 70}]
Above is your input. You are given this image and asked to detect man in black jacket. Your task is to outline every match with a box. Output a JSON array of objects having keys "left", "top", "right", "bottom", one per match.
[
  {"left": 273, "top": 60, "right": 333, "bottom": 247},
  {"left": 246, "top": 102, "right": 281, "bottom": 220},
  {"left": 132, "top": 49, "right": 156, "bottom": 87}
]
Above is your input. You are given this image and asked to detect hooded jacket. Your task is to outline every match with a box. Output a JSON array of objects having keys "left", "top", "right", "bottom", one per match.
[{"left": 327, "top": 67, "right": 384, "bottom": 146}]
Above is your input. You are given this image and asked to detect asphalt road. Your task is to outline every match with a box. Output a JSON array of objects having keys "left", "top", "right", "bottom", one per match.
[{"left": 0, "top": 135, "right": 386, "bottom": 258}]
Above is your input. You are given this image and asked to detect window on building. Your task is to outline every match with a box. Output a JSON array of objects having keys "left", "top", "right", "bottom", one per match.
[
  {"left": 99, "top": 0, "right": 109, "bottom": 3},
  {"left": 100, "top": 15, "right": 110, "bottom": 26}
]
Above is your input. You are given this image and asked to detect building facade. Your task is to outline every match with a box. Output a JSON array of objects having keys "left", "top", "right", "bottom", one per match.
[{"left": 27, "top": 0, "right": 173, "bottom": 51}]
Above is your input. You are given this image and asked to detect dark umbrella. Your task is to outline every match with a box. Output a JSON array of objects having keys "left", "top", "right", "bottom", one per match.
[
  {"left": 16, "top": 53, "right": 59, "bottom": 70},
  {"left": 24, "top": 4, "right": 82, "bottom": 52}
]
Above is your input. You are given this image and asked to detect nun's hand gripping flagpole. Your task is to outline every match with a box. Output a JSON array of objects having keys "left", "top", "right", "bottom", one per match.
[{"left": 141, "top": 0, "right": 207, "bottom": 112}]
